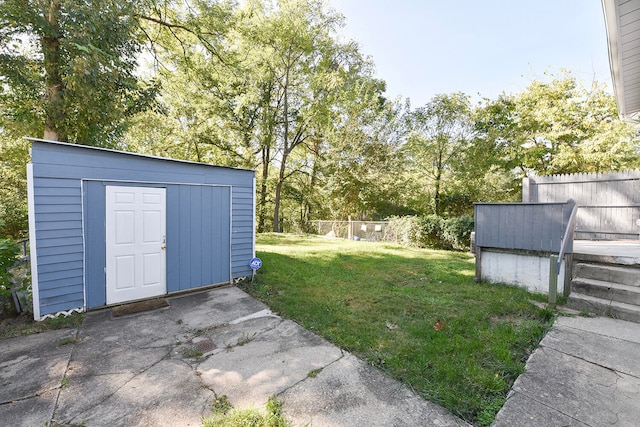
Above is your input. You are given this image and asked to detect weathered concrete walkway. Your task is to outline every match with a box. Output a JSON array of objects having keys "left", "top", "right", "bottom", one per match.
[
  {"left": 493, "top": 315, "right": 640, "bottom": 427},
  {"left": 0, "top": 286, "right": 468, "bottom": 426}
]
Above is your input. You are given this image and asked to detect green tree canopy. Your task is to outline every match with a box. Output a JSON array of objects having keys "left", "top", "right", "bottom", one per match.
[
  {"left": 0, "top": 0, "right": 159, "bottom": 146},
  {"left": 1, "top": 1, "right": 639, "bottom": 237},
  {"left": 404, "top": 92, "right": 474, "bottom": 215},
  {"left": 476, "top": 71, "right": 640, "bottom": 177}
]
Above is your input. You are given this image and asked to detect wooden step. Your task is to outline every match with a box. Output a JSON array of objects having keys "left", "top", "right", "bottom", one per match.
[
  {"left": 572, "top": 278, "right": 640, "bottom": 305},
  {"left": 567, "top": 293, "right": 640, "bottom": 323}
]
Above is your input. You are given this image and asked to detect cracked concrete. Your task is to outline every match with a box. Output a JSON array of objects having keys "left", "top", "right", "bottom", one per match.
[
  {"left": 494, "top": 315, "right": 640, "bottom": 427},
  {"left": 0, "top": 286, "right": 468, "bottom": 426}
]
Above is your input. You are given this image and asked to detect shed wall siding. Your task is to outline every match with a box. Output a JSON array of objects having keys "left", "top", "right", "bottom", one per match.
[
  {"left": 169, "top": 184, "right": 231, "bottom": 292},
  {"left": 32, "top": 176, "right": 85, "bottom": 315},
  {"left": 230, "top": 185, "right": 254, "bottom": 277},
  {"left": 30, "top": 140, "right": 254, "bottom": 317}
]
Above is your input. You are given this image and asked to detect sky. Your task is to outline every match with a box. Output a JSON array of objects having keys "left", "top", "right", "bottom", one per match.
[{"left": 326, "top": 0, "right": 612, "bottom": 107}]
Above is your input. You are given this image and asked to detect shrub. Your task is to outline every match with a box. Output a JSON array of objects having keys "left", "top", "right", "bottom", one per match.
[
  {"left": 385, "top": 216, "right": 422, "bottom": 247},
  {"left": 0, "top": 239, "right": 20, "bottom": 295},
  {"left": 0, "top": 239, "right": 20, "bottom": 317},
  {"left": 417, "top": 214, "right": 445, "bottom": 248},
  {"left": 386, "top": 215, "right": 443, "bottom": 248},
  {"left": 386, "top": 215, "right": 474, "bottom": 250},
  {"left": 442, "top": 215, "right": 474, "bottom": 250}
]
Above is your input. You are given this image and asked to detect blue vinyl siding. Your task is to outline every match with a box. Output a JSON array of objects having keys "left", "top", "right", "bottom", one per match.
[
  {"left": 30, "top": 174, "right": 84, "bottom": 316},
  {"left": 38, "top": 260, "right": 83, "bottom": 274},
  {"left": 30, "top": 140, "right": 254, "bottom": 316},
  {"left": 83, "top": 180, "right": 106, "bottom": 309},
  {"left": 230, "top": 185, "right": 254, "bottom": 277},
  {"left": 169, "top": 185, "right": 231, "bottom": 292}
]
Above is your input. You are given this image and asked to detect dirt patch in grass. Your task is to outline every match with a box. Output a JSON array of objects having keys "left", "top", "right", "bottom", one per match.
[
  {"left": 111, "top": 298, "right": 169, "bottom": 317},
  {"left": 488, "top": 314, "right": 524, "bottom": 327}
]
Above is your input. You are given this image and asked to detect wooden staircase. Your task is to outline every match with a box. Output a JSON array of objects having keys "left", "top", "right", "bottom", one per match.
[{"left": 568, "top": 256, "right": 640, "bottom": 323}]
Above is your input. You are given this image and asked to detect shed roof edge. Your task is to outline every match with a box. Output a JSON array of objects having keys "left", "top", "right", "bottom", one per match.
[{"left": 25, "top": 137, "right": 255, "bottom": 173}]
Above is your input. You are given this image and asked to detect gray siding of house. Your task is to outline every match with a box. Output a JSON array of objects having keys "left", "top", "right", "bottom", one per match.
[{"left": 30, "top": 140, "right": 254, "bottom": 317}]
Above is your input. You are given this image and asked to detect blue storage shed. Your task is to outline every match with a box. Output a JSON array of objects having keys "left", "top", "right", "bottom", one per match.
[{"left": 27, "top": 139, "right": 255, "bottom": 320}]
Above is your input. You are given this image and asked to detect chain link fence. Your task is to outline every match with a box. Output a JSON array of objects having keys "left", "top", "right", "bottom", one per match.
[{"left": 311, "top": 220, "right": 391, "bottom": 242}]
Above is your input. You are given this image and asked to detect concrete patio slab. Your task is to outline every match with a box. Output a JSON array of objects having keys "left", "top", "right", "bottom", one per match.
[
  {"left": 0, "top": 329, "right": 77, "bottom": 426},
  {"left": 542, "top": 323, "right": 639, "bottom": 377},
  {"left": 6, "top": 285, "right": 635, "bottom": 427},
  {"left": 556, "top": 315, "right": 640, "bottom": 342},
  {"left": 0, "top": 328, "right": 77, "bottom": 401},
  {"left": 162, "top": 286, "right": 271, "bottom": 331},
  {"left": 56, "top": 359, "right": 212, "bottom": 427},
  {"left": 280, "top": 352, "right": 470, "bottom": 427},
  {"left": 492, "top": 392, "right": 589, "bottom": 427},
  {"left": 197, "top": 318, "right": 344, "bottom": 409},
  {"left": 0, "top": 286, "right": 469, "bottom": 426},
  {"left": 0, "top": 389, "right": 60, "bottom": 427}
]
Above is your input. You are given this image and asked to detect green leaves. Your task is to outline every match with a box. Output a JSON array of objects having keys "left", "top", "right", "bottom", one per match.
[
  {"left": 2, "top": 1, "right": 637, "bottom": 236},
  {"left": 0, "top": 0, "right": 155, "bottom": 145},
  {"left": 0, "top": 238, "right": 20, "bottom": 296},
  {"left": 478, "top": 71, "right": 640, "bottom": 176}
]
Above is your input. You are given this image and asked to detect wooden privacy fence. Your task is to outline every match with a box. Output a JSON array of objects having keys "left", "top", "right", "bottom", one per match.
[
  {"left": 474, "top": 200, "right": 577, "bottom": 300},
  {"left": 523, "top": 170, "right": 640, "bottom": 240},
  {"left": 474, "top": 201, "right": 576, "bottom": 253}
]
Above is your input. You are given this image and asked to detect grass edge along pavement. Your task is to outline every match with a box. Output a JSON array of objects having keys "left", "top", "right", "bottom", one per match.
[
  {"left": 242, "top": 233, "right": 555, "bottom": 427},
  {"left": 0, "top": 311, "right": 84, "bottom": 339}
]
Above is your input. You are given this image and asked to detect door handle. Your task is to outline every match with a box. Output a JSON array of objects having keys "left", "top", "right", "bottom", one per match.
[{"left": 161, "top": 245, "right": 166, "bottom": 250}]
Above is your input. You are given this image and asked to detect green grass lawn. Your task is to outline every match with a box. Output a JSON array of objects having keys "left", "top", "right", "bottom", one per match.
[{"left": 242, "top": 234, "right": 554, "bottom": 426}]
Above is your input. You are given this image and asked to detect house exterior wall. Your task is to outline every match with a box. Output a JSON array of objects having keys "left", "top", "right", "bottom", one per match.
[{"left": 28, "top": 139, "right": 255, "bottom": 319}]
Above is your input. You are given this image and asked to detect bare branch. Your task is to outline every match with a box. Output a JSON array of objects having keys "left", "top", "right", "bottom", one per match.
[{"left": 136, "top": 14, "right": 227, "bottom": 65}]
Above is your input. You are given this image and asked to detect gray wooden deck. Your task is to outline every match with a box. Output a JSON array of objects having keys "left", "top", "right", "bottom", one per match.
[{"left": 573, "top": 240, "right": 640, "bottom": 265}]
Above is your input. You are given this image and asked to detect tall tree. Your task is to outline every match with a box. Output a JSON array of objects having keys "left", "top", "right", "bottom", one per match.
[
  {"left": 0, "top": 0, "right": 158, "bottom": 146},
  {"left": 482, "top": 72, "right": 640, "bottom": 176},
  {"left": 123, "top": 0, "right": 279, "bottom": 230},
  {"left": 243, "top": 0, "right": 346, "bottom": 232},
  {"left": 405, "top": 93, "right": 474, "bottom": 215},
  {"left": 320, "top": 84, "right": 408, "bottom": 219}
]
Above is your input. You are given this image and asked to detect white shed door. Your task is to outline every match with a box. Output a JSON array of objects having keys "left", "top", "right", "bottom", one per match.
[{"left": 106, "top": 186, "right": 166, "bottom": 304}]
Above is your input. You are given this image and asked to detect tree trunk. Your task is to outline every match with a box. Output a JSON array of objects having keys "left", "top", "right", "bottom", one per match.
[
  {"left": 434, "top": 148, "right": 443, "bottom": 215},
  {"left": 305, "top": 138, "right": 320, "bottom": 224},
  {"left": 273, "top": 151, "right": 287, "bottom": 232},
  {"left": 42, "top": 0, "right": 65, "bottom": 141},
  {"left": 273, "top": 64, "right": 291, "bottom": 233},
  {"left": 257, "top": 145, "right": 270, "bottom": 232}
]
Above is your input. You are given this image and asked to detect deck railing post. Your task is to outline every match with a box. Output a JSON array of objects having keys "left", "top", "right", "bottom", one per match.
[
  {"left": 549, "top": 255, "right": 558, "bottom": 307},
  {"left": 475, "top": 246, "right": 482, "bottom": 282}
]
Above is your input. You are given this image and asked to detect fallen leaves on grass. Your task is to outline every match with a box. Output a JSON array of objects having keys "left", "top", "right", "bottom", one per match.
[{"left": 434, "top": 319, "right": 446, "bottom": 331}]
